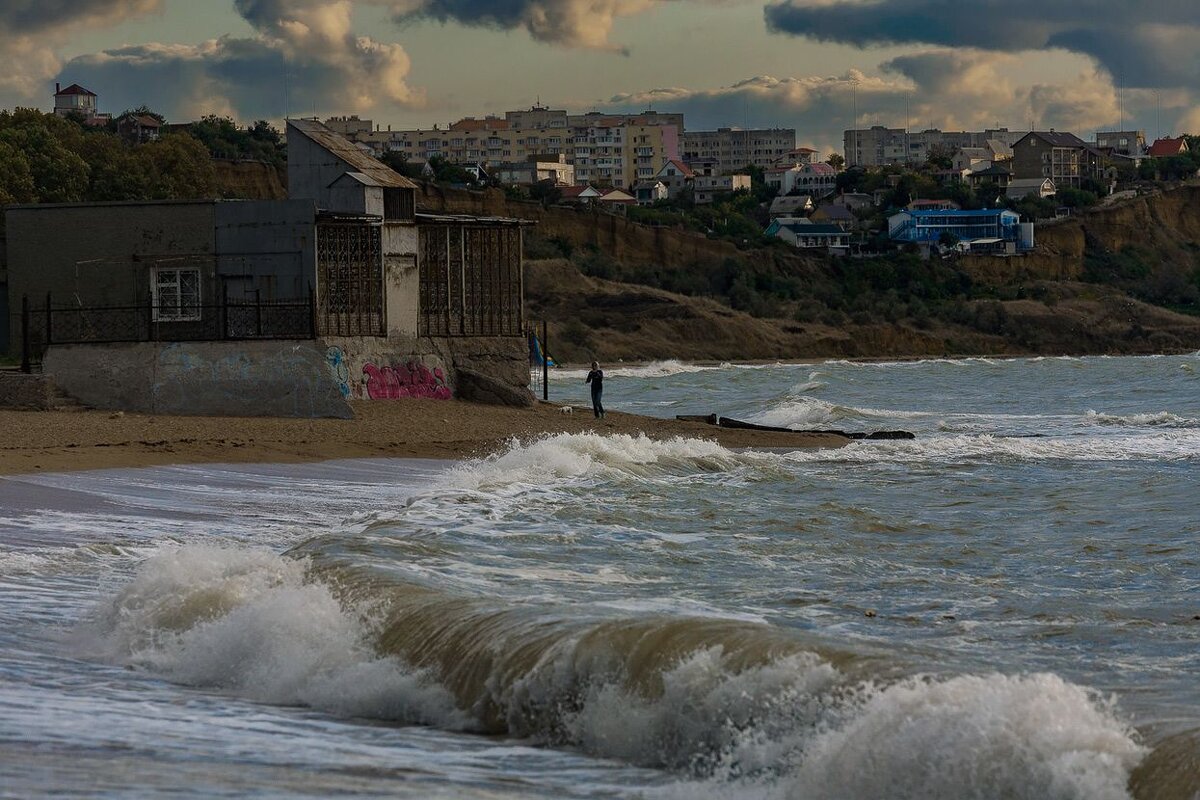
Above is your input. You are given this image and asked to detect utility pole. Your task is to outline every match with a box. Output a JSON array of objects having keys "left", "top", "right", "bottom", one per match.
[{"left": 851, "top": 78, "right": 859, "bottom": 168}]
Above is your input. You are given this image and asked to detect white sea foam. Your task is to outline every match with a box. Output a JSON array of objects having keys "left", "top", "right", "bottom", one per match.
[
  {"left": 787, "top": 432, "right": 1200, "bottom": 463},
  {"left": 777, "top": 673, "right": 1144, "bottom": 800},
  {"left": 1084, "top": 409, "right": 1199, "bottom": 428},
  {"left": 554, "top": 359, "right": 721, "bottom": 380},
  {"left": 751, "top": 396, "right": 928, "bottom": 429},
  {"left": 81, "top": 545, "right": 468, "bottom": 728},
  {"left": 447, "top": 433, "right": 767, "bottom": 490}
]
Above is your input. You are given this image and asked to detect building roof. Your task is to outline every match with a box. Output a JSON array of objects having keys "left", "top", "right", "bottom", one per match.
[
  {"left": 123, "top": 114, "right": 161, "bottom": 127},
  {"left": 1148, "top": 137, "right": 1189, "bottom": 157},
  {"left": 770, "top": 195, "right": 813, "bottom": 214},
  {"left": 560, "top": 185, "right": 602, "bottom": 199},
  {"left": 56, "top": 83, "right": 96, "bottom": 97},
  {"left": 288, "top": 118, "right": 418, "bottom": 189},
  {"left": 633, "top": 180, "right": 666, "bottom": 190},
  {"left": 906, "top": 208, "right": 1017, "bottom": 219},
  {"left": 813, "top": 204, "right": 854, "bottom": 220},
  {"left": 661, "top": 159, "right": 695, "bottom": 177},
  {"left": 598, "top": 189, "right": 636, "bottom": 202},
  {"left": 1008, "top": 177, "right": 1054, "bottom": 188},
  {"left": 1020, "top": 130, "right": 1090, "bottom": 148},
  {"left": 971, "top": 164, "right": 1012, "bottom": 177},
  {"left": 772, "top": 221, "right": 847, "bottom": 236},
  {"left": 803, "top": 163, "right": 837, "bottom": 175},
  {"left": 907, "top": 199, "right": 961, "bottom": 210}
]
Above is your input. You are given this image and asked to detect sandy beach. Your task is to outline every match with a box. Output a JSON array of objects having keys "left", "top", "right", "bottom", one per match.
[{"left": 0, "top": 400, "right": 847, "bottom": 476}]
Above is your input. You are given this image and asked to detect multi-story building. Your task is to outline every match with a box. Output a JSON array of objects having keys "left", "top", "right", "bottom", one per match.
[
  {"left": 328, "top": 107, "right": 679, "bottom": 188},
  {"left": 682, "top": 127, "right": 797, "bottom": 174},
  {"left": 492, "top": 155, "right": 575, "bottom": 186},
  {"left": 690, "top": 159, "right": 751, "bottom": 204},
  {"left": 1094, "top": 130, "right": 1146, "bottom": 157},
  {"left": 844, "top": 126, "right": 1023, "bottom": 167},
  {"left": 766, "top": 162, "right": 837, "bottom": 197},
  {"left": 53, "top": 83, "right": 111, "bottom": 126},
  {"left": 1010, "top": 131, "right": 1104, "bottom": 188}
]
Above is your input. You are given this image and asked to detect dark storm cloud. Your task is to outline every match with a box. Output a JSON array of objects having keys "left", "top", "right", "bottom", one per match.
[
  {"left": 0, "top": 0, "right": 160, "bottom": 33},
  {"left": 763, "top": 0, "right": 1200, "bottom": 88}
]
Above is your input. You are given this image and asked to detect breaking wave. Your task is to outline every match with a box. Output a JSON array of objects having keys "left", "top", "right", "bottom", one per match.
[
  {"left": 1084, "top": 410, "right": 1200, "bottom": 428},
  {"left": 555, "top": 360, "right": 720, "bottom": 380},
  {"left": 79, "top": 544, "right": 1148, "bottom": 799}
]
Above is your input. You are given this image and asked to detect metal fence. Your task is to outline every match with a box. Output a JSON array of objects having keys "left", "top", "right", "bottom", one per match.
[{"left": 19, "top": 291, "right": 316, "bottom": 373}]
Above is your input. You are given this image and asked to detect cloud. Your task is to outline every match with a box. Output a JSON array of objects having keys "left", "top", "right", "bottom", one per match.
[
  {"left": 0, "top": 0, "right": 161, "bottom": 100},
  {"left": 603, "top": 49, "right": 1128, "bottom": 155},
  {"left": 57, "top": 0, "right": 422, "bottom": 121},
  {"left": 380, "top": 0, "right": 662, "bottom": 51},
  {"left": 764, "top": 0, "right": 1200, "bottom": 89}
]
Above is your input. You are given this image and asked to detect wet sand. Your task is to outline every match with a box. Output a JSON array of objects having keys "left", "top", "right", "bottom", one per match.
[{"left": 0, "top": 400, "right": 847, "bottom": 476}]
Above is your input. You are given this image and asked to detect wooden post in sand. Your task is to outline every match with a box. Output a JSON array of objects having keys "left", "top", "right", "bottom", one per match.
[
  {"left": 542, "top": 319, "right": 549, "bottom": 402},
  {"left": 20, "top": 295, "right": 30, "bottom": 374}
]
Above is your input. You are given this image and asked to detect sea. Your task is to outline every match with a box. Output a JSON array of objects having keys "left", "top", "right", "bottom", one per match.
[{"left": 1, "top": 354, "right": 1197, "bottom": 799}]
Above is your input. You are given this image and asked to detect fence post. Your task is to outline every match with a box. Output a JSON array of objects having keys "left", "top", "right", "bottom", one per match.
[
  {"left": 20, "top": 295, "right": 30, "bottom": 374},
  {"left": 44, "top": 292, "right": 52, "bottom": 346},
  {"left": 542, "top": 319, "right": 549, "bottom": 402},
  {"left": 308, "top": 283, "right": 317, "bottom": 339},
  {"left": 147, "top": 291, "right": 155, "bottom": 341},
  {"left": 255, "top": 289, "right": 263, "bottom": 337}
]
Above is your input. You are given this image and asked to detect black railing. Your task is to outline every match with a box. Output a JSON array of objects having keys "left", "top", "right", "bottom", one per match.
[{"left": 19, "top": 290, "right": 318, "bottom": 373}]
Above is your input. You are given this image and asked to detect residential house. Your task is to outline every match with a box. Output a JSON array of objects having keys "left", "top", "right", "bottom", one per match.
[
  {"left": 633, "top": 181, "right": 668, "bottom": 205},
  {"left": 1010, "top": 131, "right": 1104, "bottom": 188},
  {"left": 654, "top": 159, "right": 695, "bottom": 199},
  {"left": 559, "top": 185, "right": 604, "bottom": 204},
  {"left": 1147, "top": 137, "right": 1190, "bottom": 158},
  {"left": 794, "top": 163, "right": 838, "bottom": 197},
  {"left": 952, "top": 147, "right": 992, "bottom": 172},
  {"left": 1006, "top": 177, "right": 1056, "bottom": 200},
  {"left": 689, "top": 159, "right": 751, "bottom": 204},
  {"left": 888, "top": 208, "right": 1033, "bottom": 251},
  {"left": 769, "top": 195, "right": 814, "bottom": 218},
  {"left": 832, "top": 192, "right": 874, "bottom": 212},
  {"left": 765, "top": 218, "right": 850, "bottom": 251},
  {"left": 811, "top": 204, "right": 856, "bottom": 229},
  {"left": 771, "top": 147, "right": 818, "bottom": 167},
  {"left": 968, "top": 163, "right": 1012, "bottom": 189},
  {"left": 52, "top": 82, "right": 111, "bottom": 126},
  {"left": 117, "top": 113, "right": 161, "bottom": 144}
]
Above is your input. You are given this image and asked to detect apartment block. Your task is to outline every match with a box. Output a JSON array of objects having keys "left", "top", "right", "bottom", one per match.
[
  {"left": 844, "top": 127, "right": 1024, "bottom": 167},
  {"left": 682, "top": 128, "right": 797, "bottom": 174}
]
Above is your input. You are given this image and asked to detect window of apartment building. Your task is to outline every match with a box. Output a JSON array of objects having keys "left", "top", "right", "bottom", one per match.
[{"left": 152, "top": 267, "right": 201, "bottom": 322}]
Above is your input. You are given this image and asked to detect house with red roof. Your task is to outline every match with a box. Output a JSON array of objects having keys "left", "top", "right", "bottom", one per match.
[
  {"left": 53, "top": 83, "right": 111, "bottom": 126},
  {"left": 1147, "top": 137, "right": 1190, "bottom": 158},
  {"left": 654, "top": 159, "right": 695, "bottom": 199}
]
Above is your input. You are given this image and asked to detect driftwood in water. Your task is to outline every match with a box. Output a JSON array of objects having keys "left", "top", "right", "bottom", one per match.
[{"left": 675, "top": 415, "right": 916, "bottom": 440}]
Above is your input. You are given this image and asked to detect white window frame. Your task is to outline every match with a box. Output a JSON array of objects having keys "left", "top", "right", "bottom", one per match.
[{"left": 152, "top": 267, "right": 202, "bottom": 322}]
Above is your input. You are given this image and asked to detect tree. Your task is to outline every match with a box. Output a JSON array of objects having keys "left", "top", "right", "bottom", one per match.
[
  {"left": 0, "top": 140, "right": 36, "bottom": 204},
  {"left": 826, "top": 153, "right": 845, "bottom": 170},
  {"left": 529, "top": 178, "right": 562, "bottom": 206}
]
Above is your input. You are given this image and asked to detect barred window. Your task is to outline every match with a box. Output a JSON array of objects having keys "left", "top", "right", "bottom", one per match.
[{"left": 152, "top": 268, "right": 201, "bottom": 321}]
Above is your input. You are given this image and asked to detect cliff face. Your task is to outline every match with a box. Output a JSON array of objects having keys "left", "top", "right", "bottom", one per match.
[{"left": 963, "top": 185, "right": 1200, "bottom": 285}]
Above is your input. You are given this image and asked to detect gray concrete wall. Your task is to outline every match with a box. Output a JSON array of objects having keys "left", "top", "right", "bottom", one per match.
[
  {"left": 44, "top": 340, "right": 352, "bottom": 418},
  {"left": 0, "top": 372, "right": 55, "bottom": 409},
  {"left": 322, "top": 335, "right": 530, "bottom": 404},
  {"left": 215, "top": 199, "right": 318, "bottom": 300},
  {"left": 6, "top": 201, "right": 217, "bottom": 355}
]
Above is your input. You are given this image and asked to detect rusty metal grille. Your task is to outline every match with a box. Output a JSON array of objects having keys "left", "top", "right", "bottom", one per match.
[
  {"left": 317, "top": 220, "right": 384, "bottom": 337},
  {"left": 419, "top": 224, "right": 522, "bottom": 337}
]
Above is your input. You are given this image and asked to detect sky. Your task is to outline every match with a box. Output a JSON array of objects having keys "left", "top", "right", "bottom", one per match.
[{"left": 2, "top": 0, "right": 1197, "bottom": 156}]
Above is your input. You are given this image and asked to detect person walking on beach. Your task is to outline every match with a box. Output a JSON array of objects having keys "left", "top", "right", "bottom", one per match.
[{"left": 585, "top": 361, "right": 605, "bottom": 419}]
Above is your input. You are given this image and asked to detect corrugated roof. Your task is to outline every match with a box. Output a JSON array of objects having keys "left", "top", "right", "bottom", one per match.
[{"left": 288, "top": 118, "right": 418, "bottom": 189}]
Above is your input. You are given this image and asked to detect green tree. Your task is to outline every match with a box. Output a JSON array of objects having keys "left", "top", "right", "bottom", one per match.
[
  {"left": 0, "top": 116, "right": 89, "bottom": 202},
  {"left": 826, "top": 153, "right": 846, "bottom": 170},
  {"left": 0, "top": 140, "right": 36, "bottom": 204}
]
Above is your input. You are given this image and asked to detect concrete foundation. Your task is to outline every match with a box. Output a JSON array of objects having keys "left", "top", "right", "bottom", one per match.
[
  {"left": 0, "top": 372, "right": 57, "bottom": 409},
  {"left": 44, "top": 340, "right": 352, "bottom": 418}
]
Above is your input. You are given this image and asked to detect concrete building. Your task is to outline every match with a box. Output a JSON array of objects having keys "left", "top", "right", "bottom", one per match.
[
  {"left": 1095, "top": 130, "right": 1146, "bottom": 157},
  {"left": 1010, "top": 131, "right": 1104, "bottom": 188},
  {"left": 492, "top": 155, "right": 575, "bottom": 186},
  {"left": 844, "top": 127, "right": 1024, "bottom": 167},
  {"left": 689, "top": 160, "right": 751, "bottom": 204},
  {"left": 888, "top": 208, "right": 1032, "bottom": 251},
  {"left": 633, "top": 181, "right": 668, "bottom": 205},
  {"left": 5, "top": 120, "right": 535, "bottom": 415},
  {"left": 682, "top": 127, "right": 797, "bottom": 174}
]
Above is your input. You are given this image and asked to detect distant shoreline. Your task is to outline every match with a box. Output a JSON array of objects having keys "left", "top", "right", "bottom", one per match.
[{"left": 0, "top": 399, "right": 847, "bottom": 477}]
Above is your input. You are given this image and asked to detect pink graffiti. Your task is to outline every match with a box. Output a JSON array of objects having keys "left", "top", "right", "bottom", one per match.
[{"left": 363, "top": 361, "right": 452, "bottom": 400}]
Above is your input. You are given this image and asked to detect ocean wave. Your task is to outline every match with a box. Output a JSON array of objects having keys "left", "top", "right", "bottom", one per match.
[
  {"left": 1084, "top": 410, "right": 1200, "bottom": 428},
  {"left": 751, "top": 396, "right": 928, "bottom": 429},
  {"left": 446, "top": 433, "right": 771, "bottom": 490},
  {"left": 81, "top": 545, "right": 1147, "bottom": 799},
  {"left": 786, "top": 432, "right": 1200, "bottom": 464},
  {"left": 554, "top": 360, "right": 720, "bottom": 380}
]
